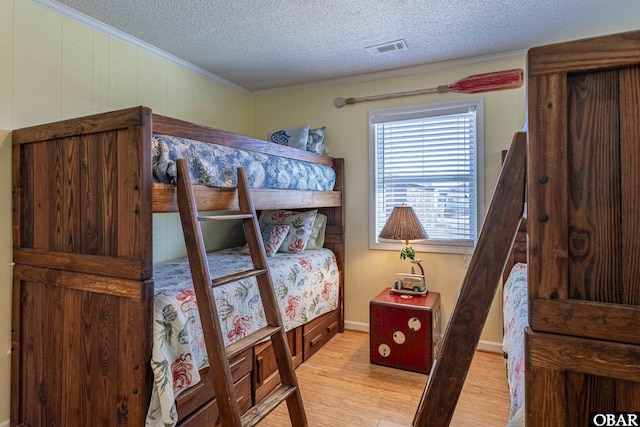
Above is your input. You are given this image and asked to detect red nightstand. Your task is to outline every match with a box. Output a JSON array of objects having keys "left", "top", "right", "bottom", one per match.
[{"left": 370, "top": 288, "right": 441, "bottom": 374}]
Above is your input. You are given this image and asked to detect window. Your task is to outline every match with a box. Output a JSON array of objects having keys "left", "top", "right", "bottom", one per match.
[{"left": 369, "top": 99, "right": 484, "bottom": 254}]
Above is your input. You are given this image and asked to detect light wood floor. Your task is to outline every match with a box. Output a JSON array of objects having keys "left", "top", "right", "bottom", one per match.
[{"left": 259, "top": 330, "right": 510, "bottom": 427}]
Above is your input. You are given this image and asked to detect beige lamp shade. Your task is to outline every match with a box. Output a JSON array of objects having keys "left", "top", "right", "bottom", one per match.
[{"left": 378, "top": 204, "right": 428, "bottom": 242}]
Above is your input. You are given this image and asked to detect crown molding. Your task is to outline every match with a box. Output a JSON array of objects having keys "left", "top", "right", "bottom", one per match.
[
  {"left": 252, "top": 49, "right": 527, "bottom": 96},
  {"left": 30, "top": 0, "right": 250, "bottom": 95}
]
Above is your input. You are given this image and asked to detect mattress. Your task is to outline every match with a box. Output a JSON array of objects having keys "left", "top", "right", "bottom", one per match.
[
  {"left": 152, "top": 134, "right": 337, "bottom": 191},
  {"left": 502, "top": 262, "right": 528, "bottom": 421},
  {"left": 145, "top": 247, "right": 340, "bottom": 426}
]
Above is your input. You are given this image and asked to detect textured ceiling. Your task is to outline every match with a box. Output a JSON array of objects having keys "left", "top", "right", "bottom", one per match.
[{"left": 51, "top": 0, "right": 640, "bottom": 91}]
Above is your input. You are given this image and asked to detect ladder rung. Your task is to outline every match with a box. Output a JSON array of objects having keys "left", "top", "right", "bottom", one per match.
[
  {"left": 226, "top": 325, "right": 281, "bottom": 360},
  {"left": 197, "top": 213, "right": 254, "bottom": 221},
  {"left": 240, "top": 384, "right": 298, "bottom": 427},
  {"left": 212, "top": 268, "right": 268, "bottom": 288}
]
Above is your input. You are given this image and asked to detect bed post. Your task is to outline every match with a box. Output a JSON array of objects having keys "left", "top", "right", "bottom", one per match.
[
  {"left": 11, "top": 107, "right": 155, "bottom": 426},
  {"left": 321, "top": 157, "right": 345, "bottom": 332}
]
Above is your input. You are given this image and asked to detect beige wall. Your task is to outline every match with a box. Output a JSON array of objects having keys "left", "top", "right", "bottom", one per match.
[
  {"left": 252, "top": 57, "right": 527, "bottom": 349},
  {"left": 0, "top": 0, "right": 253, "bottom": 422}
]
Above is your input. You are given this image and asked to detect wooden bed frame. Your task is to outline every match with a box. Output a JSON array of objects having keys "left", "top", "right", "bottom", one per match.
[
  {"left": 10, "top": 106, "right": 345, "bottom": 426},
  {"left": 525, "top": 30, "right": 640, "bottom": 425}
]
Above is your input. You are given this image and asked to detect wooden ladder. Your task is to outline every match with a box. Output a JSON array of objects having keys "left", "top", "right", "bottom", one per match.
[
  {"left": 413, "top": 132, "right": 527, "bottom": 426},
  {"left": 176, "top": 159, "right": 308, "bottom": 427}
]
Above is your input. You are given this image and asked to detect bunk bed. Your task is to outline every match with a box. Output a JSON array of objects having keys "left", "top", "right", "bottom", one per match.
[
  {"left": 496, "top": 29, "right": 640, "bottom": 427},
  {"left": 525, "top": 29, "right": 640, "bottom": 426},
  {"left": 10, "top": 106, "right": 345, "bottom": 426}
]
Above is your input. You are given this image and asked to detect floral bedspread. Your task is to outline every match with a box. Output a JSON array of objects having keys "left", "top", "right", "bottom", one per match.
[
  {"left": 145, "top": 247, "right": 340, "bottom": 426},
  {"left": 152, "top": 134, "right": 336, "bottom": 191},
  {"left": 502, "top": 262, "right": 528, "bottom": 421}
]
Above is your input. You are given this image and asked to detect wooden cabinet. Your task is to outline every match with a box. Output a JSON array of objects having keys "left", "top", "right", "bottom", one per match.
[
  {"left": 369, "top": 289, "right": 441, "bottom": 374},
  {"left": 526, "top": 29, "right": 640, "bottom": 426}
]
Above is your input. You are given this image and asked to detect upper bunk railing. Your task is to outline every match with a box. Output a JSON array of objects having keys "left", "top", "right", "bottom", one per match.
[{"left": 12, "top": 106, "right": 344, "bottom": 281}]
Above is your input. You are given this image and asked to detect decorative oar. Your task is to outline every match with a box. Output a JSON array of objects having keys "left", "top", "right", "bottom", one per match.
[{"left": 333, "top": 68, "right": 524, "bottom": 108}]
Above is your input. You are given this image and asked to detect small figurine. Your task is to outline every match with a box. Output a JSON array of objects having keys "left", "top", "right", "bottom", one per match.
[{"left": 392, "top": 272, "right": 427, "bottom": 296}]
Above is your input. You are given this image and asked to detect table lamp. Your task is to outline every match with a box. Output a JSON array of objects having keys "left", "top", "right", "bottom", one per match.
[{"left": 378, "top": 203, "right": 429, "bottom": 278}]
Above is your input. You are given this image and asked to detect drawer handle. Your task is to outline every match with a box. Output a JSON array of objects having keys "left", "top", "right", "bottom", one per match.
[
  {"left": 309, "top": 333, "right": 323, "bottom": 348},
  {"left": 326, "top": 321, "right": 338, "bottom": 334},
  {"left": 256, "top": 356, "right": 264, "bottom": 385}
]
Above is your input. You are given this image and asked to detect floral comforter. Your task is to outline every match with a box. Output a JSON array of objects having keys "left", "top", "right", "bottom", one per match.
[
  {"left": 502, "top": 262, "right": 528, "bottom": 421},
  {"left": 152, "top": 134, "right": 336, "bottom": 191},
  {"left": 145, "top": 247, "right": 340, "bottom": 426}
]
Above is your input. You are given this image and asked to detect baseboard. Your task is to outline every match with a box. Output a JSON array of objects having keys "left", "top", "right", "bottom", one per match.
[
  {"left": 345, "top": 321, "right": 503, "bottom": 354},
  {"left": 1, "top": 419, "right": 8, "bottom": 427},
  {"left": 344, "top": 320, "right": 369, "bottom": 333},
  {"left": 477, "top": 340, "right": 503, "bottom": 354}
]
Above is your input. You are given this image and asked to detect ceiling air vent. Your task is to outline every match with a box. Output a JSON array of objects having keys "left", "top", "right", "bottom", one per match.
[{"left": 366, "top": 39, "right": 408, "bottom": 55}]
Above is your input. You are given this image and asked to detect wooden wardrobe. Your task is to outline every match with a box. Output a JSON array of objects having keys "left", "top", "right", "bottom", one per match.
[{"left": 526, "top": 30, "right": 640, "bottom": 425}]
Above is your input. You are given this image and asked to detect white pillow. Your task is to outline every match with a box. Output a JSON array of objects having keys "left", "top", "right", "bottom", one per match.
[
  {"left": 307, "top": 126, "right": 327, "bottom": 154},
  {"left": 268, "top": 125, "right": 310, "bottom": 151},
  {"left": 305, "top": 212, "right": 327, "bottom": 250}
]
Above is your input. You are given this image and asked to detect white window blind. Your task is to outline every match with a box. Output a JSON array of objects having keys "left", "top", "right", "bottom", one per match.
[{"left": 370, "top": 99, "right": 483, "bottom": 253}]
